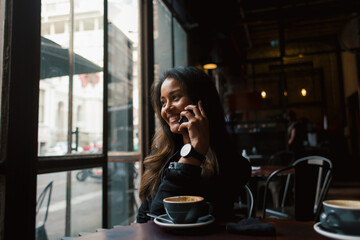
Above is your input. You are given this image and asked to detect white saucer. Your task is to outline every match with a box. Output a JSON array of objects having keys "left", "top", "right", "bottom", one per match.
[
  {"left": 154, "top": 214, "right": 215, "bottom": 228},
  {"left": 313, "top": 222, "right": 360, "bottom": 240}
]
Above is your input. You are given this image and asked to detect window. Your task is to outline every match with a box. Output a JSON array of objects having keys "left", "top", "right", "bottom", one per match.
[
  {"left": 54, "top": 21, "right": 65, "bottom": 34},
  {"left": 83, "top": 18, "right": 95, "bottom": 31},
  {"left": 107, "top": 0, "right": 141, "bottom": 226},
  {"left": 39, "top": 0, "right": 103, "bottom": 156},
  {"left": 38, "top": 0, "right": 104, "bottom": 238},
  {"left": 1, "top": 0, "right": 143, "bottom": 238},
  {"left": 37, "top": 170, "right": 102, "bottom": 238},
  {"left": 75, "top": 19, "right": 82, "bottom": 32},
  {"left": 42, "top": 23, "right": 51, "bottom": 35},
  {"left": 76, "top": 105, "right": 83, "bottom": 124},
  {"left": 153, "top": 0, "right": 172, "bottom": 81},
  {"left": 173, "top": 18, "right": 187, "bottom": 67},
  {"left": 39, "top": 90, "right": 45, "bottom": 123},
  {"left": 153, "top": 0, "right": 188, "bottom": 79}
]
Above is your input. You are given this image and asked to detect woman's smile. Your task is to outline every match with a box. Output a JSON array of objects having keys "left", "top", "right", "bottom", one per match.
[{"left": 168, "top": 115, "right": 180, "bottom": 124}]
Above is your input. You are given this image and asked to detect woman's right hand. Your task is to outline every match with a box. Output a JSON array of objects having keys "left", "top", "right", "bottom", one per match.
[{"left": 178, "top": 100, "right": 210, "bottom": 156}]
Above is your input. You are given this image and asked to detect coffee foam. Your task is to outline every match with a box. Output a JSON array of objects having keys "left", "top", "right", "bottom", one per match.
[
  {"left": 164, "top": 196, "right": 203, "bottom": 203},
  {"left": 324, "top": 200, "right": 360, "bottom": 209}
]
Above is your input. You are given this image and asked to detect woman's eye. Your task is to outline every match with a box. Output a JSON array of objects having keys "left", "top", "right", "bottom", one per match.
[
  {"left": 161, "top": 101, "right": 166, "bottom": 106},
  {"left": 172, "top": 95, "right": 180, "bottom": 100}
]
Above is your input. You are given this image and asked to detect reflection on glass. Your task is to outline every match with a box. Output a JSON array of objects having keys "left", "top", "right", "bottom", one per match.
[
  {"left": 108, "top": 0, "right": 139, "bottom": 153},
  {"left": 37, "top": 170, "right": 102, "bottom": 239},
  {"left": 153, "top": 0, "right": 172, "bottom": 81},
  {"left": 108, "top": 161, "right": 140, "bottom": 226},
  {"left": 173, "top": 18, "right": 187, "bottom": 67},
  {"left": 39, "top": 0, "right": 104, "bottom": 156}
]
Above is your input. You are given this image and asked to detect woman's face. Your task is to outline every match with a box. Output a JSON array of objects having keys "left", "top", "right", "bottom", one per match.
[{"left": 160, "top": 77, "right": 192, "bottom": 134}]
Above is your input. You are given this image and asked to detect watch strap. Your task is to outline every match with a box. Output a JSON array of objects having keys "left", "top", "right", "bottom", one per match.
[
  {"left": 190, "top": 148, "right": 206, "bottom": 163},
  {"left": 181, "top": 144, "right": 206, "bottom": 163}
]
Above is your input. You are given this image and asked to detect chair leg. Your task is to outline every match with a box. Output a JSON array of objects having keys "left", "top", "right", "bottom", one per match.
[{"left": 269, "top": 183, "right": 279, "bottom": 208}]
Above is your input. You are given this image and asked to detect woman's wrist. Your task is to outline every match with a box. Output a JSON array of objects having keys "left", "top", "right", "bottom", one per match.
[
  {"left": 178, "top": 157, "right": 202, "bottom": 167},
  {"left": 191, "top": 141, "right": 208, "bottom": 156}
]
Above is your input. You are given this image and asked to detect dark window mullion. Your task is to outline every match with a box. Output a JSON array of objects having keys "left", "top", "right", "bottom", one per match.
[
  {"left": 140, "top": 0, "right": 155, "bottom": 161},
  {"left": 37, "top": 155, "right": 105, "bottom": 174},
  {"left": 4, "top": 0, "right": 41, "bottom": 239}
]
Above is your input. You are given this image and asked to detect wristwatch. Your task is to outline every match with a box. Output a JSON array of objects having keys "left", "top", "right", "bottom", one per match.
[{"left": 180, "top": 143, "right": 206, "bottom": 163}]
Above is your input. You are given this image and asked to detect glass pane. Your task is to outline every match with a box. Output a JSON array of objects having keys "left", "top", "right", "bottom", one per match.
[
  {"left": 0, "top": 0, "right": 5, "bottom": 161},
  {"left": 107, "top": 0, "right": 140, "bottom": 227},
  {"left": 37, "top": 172, "right": 66, "bottom": 239},
  {"left": 39, "top": 1, "right": 70, "bottom": 157},
  {"left": 173, "top": 18, "right": 187, "bottom": 67},
  {"left": 37, "top": 170, "right": 102, "bottom": 239},
  {"left": 39, "top": 0, "right": 104, "bottom": 156},
  {"left": 108, "top": 161, "right": 140, "bottom": 226},
  {"left": 73, "top": 0, "right": 104, "bottom": 154},
  {"left": 108, "top": 0, "right": 139, "bottom": 153},
  {"left": 154, "top": 0, "right": 172, "bottom": 81},
  {"left": 71, "top": 168, "right": 102, "bottom": 235}
]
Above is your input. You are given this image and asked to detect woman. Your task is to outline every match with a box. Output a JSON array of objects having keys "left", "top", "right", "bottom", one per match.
[
  {"left": 136, "top": 66, "right": 251, "bottom": 223},
  {"left": 287, "top": 110, "right": 306, "bottom": 158}
]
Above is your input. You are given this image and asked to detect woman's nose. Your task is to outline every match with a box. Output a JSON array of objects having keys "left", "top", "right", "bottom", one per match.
[{"left": 163, "top": 102, "right": 173, "bottom": 112}]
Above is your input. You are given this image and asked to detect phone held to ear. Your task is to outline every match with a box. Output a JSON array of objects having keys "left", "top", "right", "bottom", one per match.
[
  {"left": 178, "top": 115, "right": 188, "bottom": 125},
  {"left": 178, "top": 109, "right": 195, "bottom": 125}
]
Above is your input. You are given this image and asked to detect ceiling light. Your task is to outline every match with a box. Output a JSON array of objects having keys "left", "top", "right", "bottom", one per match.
[
  {"left": 261, "top": 91, "right": 266, "bottom": 99},
  {"left": 203, "top": 63, "right": 217, "bottom": 70},
  {"left": 301, "top": 88, "right": 307, "bottom": 96}
]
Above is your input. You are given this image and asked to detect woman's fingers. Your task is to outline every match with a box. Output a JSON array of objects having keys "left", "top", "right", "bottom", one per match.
[
  {"left": 184, "top": 101, "right": 206, "bottom": 119},
  {"left": 184, "top": 105, "right": 199, "bottom": 118},
  {"left": 197, "top": 100, "right": 207, "bottom": 118}
]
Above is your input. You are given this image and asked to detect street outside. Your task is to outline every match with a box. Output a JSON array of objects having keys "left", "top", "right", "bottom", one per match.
[{"left": 37, "top": 170, "right": 103, "bottom": 239}]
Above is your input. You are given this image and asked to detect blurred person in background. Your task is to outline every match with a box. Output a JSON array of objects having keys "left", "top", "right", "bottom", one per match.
[{"left": 287, "top": 110, "right": 307, "bottom": 158}]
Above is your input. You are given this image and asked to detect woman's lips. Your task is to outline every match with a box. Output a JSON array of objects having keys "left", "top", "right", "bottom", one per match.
[{"left": 168, "top": 115, "right": 179, "bottom": 124}]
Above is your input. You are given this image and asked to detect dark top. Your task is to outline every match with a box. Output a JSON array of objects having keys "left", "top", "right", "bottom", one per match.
[
  {"left": 136, "top": 149, "right": 251, "bottom": 223},
  {"left": 288, "top": 121, "right": 307, "bottom": 158}
]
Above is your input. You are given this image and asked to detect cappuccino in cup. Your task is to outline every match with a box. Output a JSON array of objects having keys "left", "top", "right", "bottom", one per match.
[
  {"left": 163, "top": 196, "right": 212, "bottom": 224},
  {"left": 320, "top": 200, "right": 360, "bottom": 235}
]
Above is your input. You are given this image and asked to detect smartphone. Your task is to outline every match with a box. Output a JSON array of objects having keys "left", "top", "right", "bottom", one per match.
[{"left": 178, "top": 109, "right": 195, "bottom": 125}]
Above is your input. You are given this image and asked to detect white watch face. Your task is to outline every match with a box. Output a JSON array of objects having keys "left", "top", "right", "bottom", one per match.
[{"left": 180, "top": 144, "right": 192, "bottom": 157}]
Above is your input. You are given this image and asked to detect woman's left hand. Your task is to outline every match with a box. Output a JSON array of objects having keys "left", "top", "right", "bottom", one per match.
[{"left": 178, "top": 100, "right": 209, "bottom": 156}]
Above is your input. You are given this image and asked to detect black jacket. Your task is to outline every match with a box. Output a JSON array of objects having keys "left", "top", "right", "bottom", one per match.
[{"left": 136, "top": 149, "right": 251, "bottom": 223}]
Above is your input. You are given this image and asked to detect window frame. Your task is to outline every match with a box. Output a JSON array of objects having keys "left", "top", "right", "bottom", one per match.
[{"left": 0, "top": 0, "right": 155, "bottom": 239}]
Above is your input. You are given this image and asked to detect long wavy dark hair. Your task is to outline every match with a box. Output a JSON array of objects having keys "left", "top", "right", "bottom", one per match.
[{"left": 139, "top": 66, "right": 232, "bottom": 201}]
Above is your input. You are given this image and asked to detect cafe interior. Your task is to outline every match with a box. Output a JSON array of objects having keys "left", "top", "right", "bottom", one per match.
[{"left": 1, "top": 0, "right": 360, "bottom": 239}]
